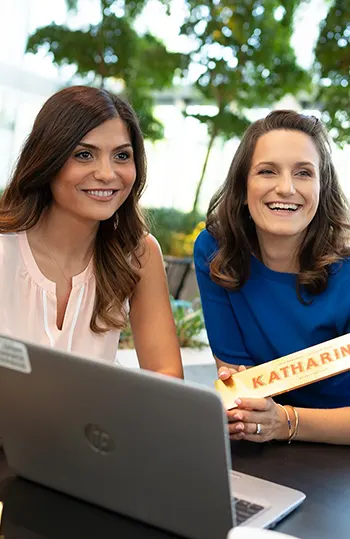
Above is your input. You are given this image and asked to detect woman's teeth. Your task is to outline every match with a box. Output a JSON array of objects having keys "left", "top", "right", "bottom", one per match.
[
  {"left": 267, "top": 203, "right": 300, "bottom": 211},
  {"left": 85, "top": 190, "right": 114, "bottom": 197}
]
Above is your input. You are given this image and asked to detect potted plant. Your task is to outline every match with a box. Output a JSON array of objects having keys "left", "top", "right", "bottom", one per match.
[{"left": 117, "top": 298, "right": 216, "bottom": 371}]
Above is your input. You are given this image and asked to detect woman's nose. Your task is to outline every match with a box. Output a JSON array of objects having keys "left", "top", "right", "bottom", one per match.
[
  {"left": 275, "top": 174, "right": 296, "bottom": 196},
  {"left": 94, "top": 159, "right": 116, "bottom": 182}
]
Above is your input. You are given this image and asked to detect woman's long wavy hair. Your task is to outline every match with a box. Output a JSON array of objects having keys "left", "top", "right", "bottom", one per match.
[
  {"left": 0, "top": 85, "right": 148, "bottom": 332},
  {"left": 207, "top": 110, "right": 350, "bottom": 297}
]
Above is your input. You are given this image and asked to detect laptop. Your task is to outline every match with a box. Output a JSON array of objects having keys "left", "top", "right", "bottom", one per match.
[{"left": 0, "top": 335, "right": 305, "bottom": 539}]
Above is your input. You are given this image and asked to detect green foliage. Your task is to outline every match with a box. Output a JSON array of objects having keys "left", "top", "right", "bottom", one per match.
[
  {"left": 26, "top": 0, "right": 187, "bottom": 141},
  {"left": 314, "top": 0, "right": 350, "bottom": 146},
  {"left": 188, "top": 110, "right": 251, "bottom": 141},
  {"left": 180, "top": 0, "right": 308, "bottom": 104},
  {"left": 27, "top": 18, "right": 137, "bottom": 79},
  {"left": 145, "top": 207, "right": 205, "bottom": 254},
  {"left": 119, "top": 319, "right": 134, "bottom": 349},
  {"left": 177, "top": 0, "right": 311, "bottom": 213},
  {"left": 172, "top": 301, "right": 206, "bottom": 349},
  {"left": 120, "top": 298, "right": 206, "bottom": 349},
  {"left": 64, "top": 0, "right": 169, "bottom": 20}
]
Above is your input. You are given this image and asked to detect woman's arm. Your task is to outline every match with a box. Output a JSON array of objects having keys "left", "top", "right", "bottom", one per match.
[
  {"left": 229, "top": 396, "right": 350, "bottom": 445},
  {"left": 194, "top": 232, "right": 254, "bottom": 367},
  {"left": 129, "top": 234, "right": 183, "bottom": 378},
  {"left": 217, "top": 365, "right": 350, "bottom": 445},
  {"left": 293, "top": 406, "right": 350, "bottom": 445}
]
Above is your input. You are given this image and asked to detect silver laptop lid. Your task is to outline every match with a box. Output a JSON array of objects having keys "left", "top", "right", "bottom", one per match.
[{"left": 0, "top": 335, "right": 234, "bottom": 539}]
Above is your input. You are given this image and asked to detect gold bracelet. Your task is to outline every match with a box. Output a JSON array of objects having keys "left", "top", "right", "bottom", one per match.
[
  {"left": 288, "top": 406, "right": 299, "bottom": 442},
  {"left": 277, "top": 404, "right": 292, "bottom": 441}
]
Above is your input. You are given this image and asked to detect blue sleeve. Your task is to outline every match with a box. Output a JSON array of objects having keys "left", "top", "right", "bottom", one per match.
[
  {"left": 335, "top": 273, "right": 350, "bottom": 335},
  {"left": 193, "top": 231, "right": 254, "bottom": 366}
]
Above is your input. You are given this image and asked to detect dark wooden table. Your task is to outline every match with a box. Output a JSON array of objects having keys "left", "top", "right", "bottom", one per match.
[
  {"left": 0, "top": 441, "right": 349, "bottom": 539},
  {"left": 230, "top": 440, "right": 350, "bottom": 539}
]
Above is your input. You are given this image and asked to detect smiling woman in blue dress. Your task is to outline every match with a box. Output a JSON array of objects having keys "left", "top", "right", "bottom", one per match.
[{"left": 194, "top": 110, "right": 350, "bottom": 444}]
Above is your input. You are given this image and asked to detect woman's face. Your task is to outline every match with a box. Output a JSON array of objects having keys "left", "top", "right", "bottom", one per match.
[
  {"left": 246, "top": 129, "right": 320, "bottom": 246},
  {"left": 50, "top": 117, "right": 136, "bottom": 224}
]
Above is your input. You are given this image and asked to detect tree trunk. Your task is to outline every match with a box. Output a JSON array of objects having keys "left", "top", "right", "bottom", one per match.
[{"left": 190, "top": 129, "right": 217, "bottom": 216}]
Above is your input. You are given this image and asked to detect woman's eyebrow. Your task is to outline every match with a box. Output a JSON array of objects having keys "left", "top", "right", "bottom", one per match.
[
  {"left": 253, "top": 160, "right": 316, "bottom": 169},
  {"left": 254, "top": 161, "right": 276, "bottom": 168},
  {"left": 76, "top": 142, "right": 133, "bottom": 151},
  {"left": 294, "top": 161, "right": 316, "bottom": 168}
]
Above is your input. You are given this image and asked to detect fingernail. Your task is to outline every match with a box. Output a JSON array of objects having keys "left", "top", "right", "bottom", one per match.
[
  {"left": 235, "top": 423, "right": 244, "bottom": 431},
  {"left": 234, "top": 413, "right": 241, "bottom": 420},
  {"left": 235, "top": 399, "right": 242, "bottom": 405}
]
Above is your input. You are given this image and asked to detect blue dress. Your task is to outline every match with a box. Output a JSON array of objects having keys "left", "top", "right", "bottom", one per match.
[{"left": 194, "top": 229, "right": 350, "bottom": 409}]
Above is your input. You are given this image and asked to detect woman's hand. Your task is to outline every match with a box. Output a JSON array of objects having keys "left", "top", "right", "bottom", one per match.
[
  {"left": 217, "top": 365, "right": 289, "bottom": 443},
  {"left": 228, "top": 397, "right": 289, "bottom": 442},
  {"left": 217, "top": 364, "right": 247, "bottom": 381}
]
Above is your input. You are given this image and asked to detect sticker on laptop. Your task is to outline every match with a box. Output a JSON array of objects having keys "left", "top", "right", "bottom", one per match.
[{"left": 0, "top": 337, "right": 31, "bottom": 373}]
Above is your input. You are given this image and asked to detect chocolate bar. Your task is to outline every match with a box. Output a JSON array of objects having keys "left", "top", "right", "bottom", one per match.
[{"left": 215, "top": 333, "right": 350, "bottom": 409}]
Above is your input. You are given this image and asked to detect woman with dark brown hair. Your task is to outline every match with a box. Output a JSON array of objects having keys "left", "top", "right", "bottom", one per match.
[
  {"left": 0, "top": 85, "right": 183, "bottom": 378},
  {"left": 194, "top": 110, "right": 350, "bottom": 444}
]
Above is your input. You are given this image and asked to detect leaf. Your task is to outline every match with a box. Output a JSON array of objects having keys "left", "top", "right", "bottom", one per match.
[
  {"left": 187, "top": 110, "right": 250, "bottom": 139},
  {"left": 180, "top": 0, "right": 310, "bottom": 136},
  {"left": 314, "top": 0, "right": 350, "bottom": 145},
  {"left": 26, "top": 7, "right": 184, "bottom": 142}
]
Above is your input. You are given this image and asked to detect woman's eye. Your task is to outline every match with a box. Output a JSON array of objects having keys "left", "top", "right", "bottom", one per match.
[
  {"left": 296, "top": 170, "right": 311, "bottom": 177},
  {"left": 115, "top": 151, "right": 130, "bottom": 161},
  {"left": 259, "top": 169, "right": 274, "bottom": 175},
  {"left": 75, "top": 151, "right": 92, "bottom": 160}
]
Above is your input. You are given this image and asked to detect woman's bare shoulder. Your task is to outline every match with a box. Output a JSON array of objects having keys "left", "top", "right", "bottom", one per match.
[{"left": 135, "top": 233, "right": 162, "bottom": 269}]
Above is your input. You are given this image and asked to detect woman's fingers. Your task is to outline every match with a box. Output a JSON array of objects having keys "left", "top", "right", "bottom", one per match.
[
  {"left": 229, "top": 432, "right": 245, "bottom": 441},
  {"left": 227, "top": 398, "right": 282, "bottom": 443},
  {"left": 236, "top": 397, "right": 271, "bottom": 411},
  {"left": 228, "top": 420, "right": 268, "bottom": 443},
  {"left": 229, "top": 421, "right": 245, "bottom": 435},
  {"left": 218, "top": 364, "right": 247, "bottom": 380},
  {"left": 218, "top": 367, "right": 235, "bottom": 380},
  {"left": 228, "top": 409, "right": 265, "bottom": 425},
  {"left": 228, "top": 419, "right": 262, "bottom": 435}
]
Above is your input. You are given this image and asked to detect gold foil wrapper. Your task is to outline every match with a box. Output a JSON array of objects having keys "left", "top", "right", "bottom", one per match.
[{"left": 215, "top": 333, "right": 350, "bottom": 409}]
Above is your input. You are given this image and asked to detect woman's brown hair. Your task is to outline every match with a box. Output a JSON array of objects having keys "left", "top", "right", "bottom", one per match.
[
  {"left": 207, "top": 110, "right": 350, "bottom": 297},
  {"left": 0, "top": 85, "right": 147, "bottom": 332}
]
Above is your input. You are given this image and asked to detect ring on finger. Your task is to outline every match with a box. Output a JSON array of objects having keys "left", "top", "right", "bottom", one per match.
[{"left": 255, "top": 423, "right": 262, "bottom": 435}]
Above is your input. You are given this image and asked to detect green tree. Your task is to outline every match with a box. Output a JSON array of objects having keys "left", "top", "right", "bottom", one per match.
[
  {"left": 314, "top": 0, "right": 350, "bottom": 146},
  {"left": 178, "top": 0, "right": 310, "bottom": 214},
  {"left": 26, "top": 0, "right": 185, "bottom": 140}
]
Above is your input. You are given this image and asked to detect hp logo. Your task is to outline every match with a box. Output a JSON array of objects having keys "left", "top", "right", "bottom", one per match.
[{"left": 84, "top": 424, "right": 115, "bottom": 455}]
